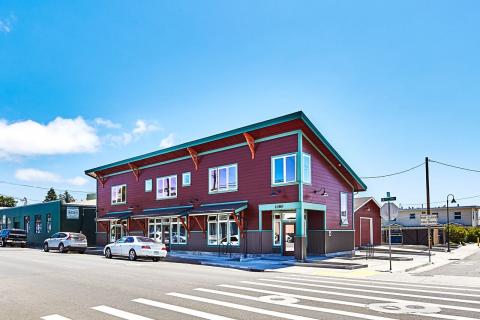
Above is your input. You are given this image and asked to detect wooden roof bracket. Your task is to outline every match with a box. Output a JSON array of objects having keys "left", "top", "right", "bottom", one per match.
[
  {"left": 243, "top": 133, "right": 255, "bottom": 159},
  {"left": 128, "top": 163, "right": 140, "bottom": 181},
  {"left": 231, "top": 212, "right": 244, "bottom": 237},
  {"left": 180, "top": 217, "right": 190, "bottom": 235},
  {"left": 187, "top": 147, "right": 199, "bottom": 171},
  {"left": 96, "top": 173, "right": 107, "bottom": 188}
]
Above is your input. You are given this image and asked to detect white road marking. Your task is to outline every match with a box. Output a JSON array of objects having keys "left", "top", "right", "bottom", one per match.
[
  {"left": 289, "top": 275, "right": 480, "bottom": 293},
  {"left": 41, "top": 315, "right": 72, "bottom": 320},
  {"left": 240, "top": 280, "right": 480, "bottom": 314},
  {"left": 91, "top": 305, "right": 153, "bottom": 320},
  {"left": 275, "top": 276, "right": 480, "bottom": 298},
  {"left": 167, "top": 292, "right": 320, "bottom": 320},
  {"left": 194, "top": 288, "right": 396, "bottom": 320},
  {"left": 133, "top": 298, "right": 237, "bottom": 320},
  {"left": 259, "top": 278, "right": 480, "bottom": 305}
]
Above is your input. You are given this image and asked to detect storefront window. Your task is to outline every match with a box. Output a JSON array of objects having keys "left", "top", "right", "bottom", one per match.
[
  {"left": 207, "top": 214, "right": 240, "bottom": 246},
  {"left": 170, "top": 218, "right": 187, "bottom": 244},
  {"left": 24, "top": 216, "right": 30, "bottom": 234},
  {"left": 273, "top": 213, "right": 281, "bottom": 246},
  {"left": 46, "top": 214, "right": 52, "bottom": 233},
  {"left": 35, "top": 215, "right": 42, "bottom": 234}
]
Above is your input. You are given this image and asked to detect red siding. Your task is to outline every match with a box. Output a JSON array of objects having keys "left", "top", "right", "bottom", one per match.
[
  {"left": 354, "top": 200, "right": 381, "bottom": 247},
  {"left": 302, "top": 139, "right": 354, "bottom": 230},
  {"left": 97, "top": 135, "right": 299, "bottom": 230}
]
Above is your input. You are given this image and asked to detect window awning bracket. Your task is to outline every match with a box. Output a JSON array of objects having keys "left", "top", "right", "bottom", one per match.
[
  {"left": 243, "top": 133, "right": 255, "bottom": 159},
  {"left": 231, "top": 212, "right": 244, "bottom": 237},
  {"left": 180, "top": 217, "right": 190, "bottom": 235},
  {"left": 193, "top": 216, "right": 206, "bottom": 238}
]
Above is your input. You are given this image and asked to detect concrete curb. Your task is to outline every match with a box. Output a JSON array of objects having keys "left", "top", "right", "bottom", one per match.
[{"left": 405, "top": 262, "right": 431, "bottom": 272}]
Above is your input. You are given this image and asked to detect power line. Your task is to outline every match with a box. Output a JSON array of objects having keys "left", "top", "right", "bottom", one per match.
[
  {"left": 0, "top": 193, "right": 43, "bottom": 204},
  {"left": 429, "top": 159, "right": 480, "bottom": 173},
  {"left": 0, "top": 180, "right": 92, "bottom": 194},
  {"left": 403, "top": 193, "right": 480, "bottom": 207},
  {"left": 360, "top": 162, "right": 425, "bottom": 179}
]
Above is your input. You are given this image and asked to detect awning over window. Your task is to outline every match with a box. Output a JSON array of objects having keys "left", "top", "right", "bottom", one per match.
[
  {"left": 132, "top": 205, "right": 193, "bottom": 219},
  {"left": 96, "top": 210, "right": 132, "bottom": 222},
  {"left": 189, "top": 201, "right": 248, "bottom": 215}
]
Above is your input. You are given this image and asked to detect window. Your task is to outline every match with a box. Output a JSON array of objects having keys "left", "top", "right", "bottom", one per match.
[
  {"left": 340, "top": 192, "right": 349, "bottom": 225},
  {"left": 209, "top": 164, "right": 237, "bottom": 193},
  {"left": 111, "top": 184, "right": 127, "bottom": 204},
  {"left": 207, "top": 214, "right": 239, "bottom": 245},
  {"left": 182, "top": 172, "right": 191, "bottom": 187},
  {"left": 303, "top": 153, "right": 311, "bottom": 184},
  {"left": 35, "top": 215, "right": 42, "bottom": 234},
  {"left": 156, "top": 175, "right": 177, "bottom": 200},
  {"left": 125, "top": 237, "right": 134, "bottom": 243},
  {"left": 170, "top": 218, "right": 186, "bottom": 244},
  {"left": 46, "top": 214, "right": 52, "bottom": 233},
  {"left": 24, "top": 216, "right": 30, "bottom": 234},
  {"left": 145, "top": 179, "right": 152, "bottom": 192},
  {"left": 272, "top": 154, "right": 296, "bottom": 185},
  {"left": 148, "top": 218, "right": 171, "bottom": 244},
  {"left": 454, "top": 212, "right": 461, "bottom": 220},
  {"left": 409, "top": 213, "right": 416, "bottom": 220},
  {"left": 273, "top": 213, "right": 281, "bottom": 246}
]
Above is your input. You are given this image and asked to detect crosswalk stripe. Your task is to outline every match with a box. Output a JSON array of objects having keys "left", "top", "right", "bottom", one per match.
[
  {"left": 259, "top": 278, "right": 480, "bottom": 305},
  {"left": 133, "top": 298, "right": 237, "bottom": 320},
  {"left": 167, "top": 292, "right": 320, "bottom": 320},
  {"left": 275, "top": 276, "right": 480, "bottom": 298},
  {"left": 219, "top": 284, "right": 479, "bottom": 320},
  {"left": 41, "top": 315, "right": 72, "bottom": 320},
  {"left": 289, "top": 275, "right": 480, "bottom": 292},
  {"left": 240, "top": 281, "right": 480, "bottom": 314},
  {"left": 194, "top": 287, "right": 396, "bottom": 320},
  {"left": 91, "top": 305, "right": 153, "bottom": 320}
]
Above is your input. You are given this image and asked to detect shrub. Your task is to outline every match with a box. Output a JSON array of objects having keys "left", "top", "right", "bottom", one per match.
[
  {"left": 445, "top": 225, "right": 468, "bottom": 244},
  {"left": 466, "top": 227, "right": 480, "bottom": 243}
]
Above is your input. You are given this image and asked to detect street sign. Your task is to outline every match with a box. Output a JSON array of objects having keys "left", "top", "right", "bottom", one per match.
[
  {"left": 381, "top": 203, "right": 399, "bottom": 221},
  {"left": 420, "top": 214, "right": 438, "bottom": 226},
  {"left": 381, "top": 196, "right": 397, "bottom": 202}
]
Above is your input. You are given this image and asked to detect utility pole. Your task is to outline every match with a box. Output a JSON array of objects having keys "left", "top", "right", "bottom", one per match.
[{"left": 425, "top": 157, "right": 432, "bottom": 263}]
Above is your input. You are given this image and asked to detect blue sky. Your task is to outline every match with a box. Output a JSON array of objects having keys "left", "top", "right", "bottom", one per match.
[{"left": 1, "top": 1, "right": 479, "bottom": 207}]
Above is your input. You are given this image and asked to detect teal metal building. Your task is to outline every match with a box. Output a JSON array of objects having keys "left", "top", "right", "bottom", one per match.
[{"left": 0, "top": 201, "right": 96, "bottom": 247}]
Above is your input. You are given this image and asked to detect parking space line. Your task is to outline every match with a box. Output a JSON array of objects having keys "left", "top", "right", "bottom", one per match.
[
  {"left": 275, "top": 276, "right": 480, "bottom": 298},
  {"left": 41, "top": 315, "right": 72, "bottom": 320},
  {"left": 91, "top": 305, "right": 153, "bottom": 320},
  {"left": 133, "top": 298, "right": 237, "bottom": 320},
  {"left": 167, "top": 292, "right": 319, "bottom": 320},
  {"left": 194, "top": 287, "right": 396, "bottom": 320},
  {"left": 259, "top": 278, "right": 480, "bottom": 305},
  {"left": 240, "top": 281, "right": 480, "bottom": 314}
]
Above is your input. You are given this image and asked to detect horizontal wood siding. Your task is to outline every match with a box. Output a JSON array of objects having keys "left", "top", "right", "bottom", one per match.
[
  {"left": 97, "top": 135, "right": 299, "bottom": 230},
  {"left": 354, "top": 200, "right": 381, "bottom": 247},
  {"left": 302, "top": 139, "right": 354, "bottom": 230}
]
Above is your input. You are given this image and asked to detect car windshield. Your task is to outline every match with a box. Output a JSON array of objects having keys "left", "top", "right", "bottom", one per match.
[
  {"left": 70, "top": 233, "right": 86, "bottom": 240},
  {"left": 136, "top": 237, "right": 155, "bottom": 243}
]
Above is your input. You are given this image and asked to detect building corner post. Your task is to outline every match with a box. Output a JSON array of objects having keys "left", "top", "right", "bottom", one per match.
[{"left": 295, "top": 132, "right": 307, "bottom": 261}]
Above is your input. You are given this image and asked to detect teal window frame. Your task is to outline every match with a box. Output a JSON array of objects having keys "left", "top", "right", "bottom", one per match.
[
  {"left": 182, "top": 172, "right": 191, "bottom": 187},
  {"left": 156, "top": 175, "right": 178, "bottom": 200},
  {"left": 271, "top": 153, "right": 297, "bottom": 186},
  {"left": 208, "top": 164, "right": 238, "bottom": 194},
  {"left": 111, "top": 184, "right": 127, "bottom": 205},
  {"left": 302, "top": 153, "right": 312, "bottom": 184}
]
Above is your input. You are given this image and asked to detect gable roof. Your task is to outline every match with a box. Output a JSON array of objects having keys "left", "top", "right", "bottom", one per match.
[
  {"left": 85, "top": 111, "right": 367, "bottom": 191},
  {"left": 354, "top": 197, "right": 380, "bottom": 212}
]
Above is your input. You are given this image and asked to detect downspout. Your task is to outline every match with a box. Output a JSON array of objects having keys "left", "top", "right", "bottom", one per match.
[{"left": 296, "top": 132, "right": 306, "bottom": 261}]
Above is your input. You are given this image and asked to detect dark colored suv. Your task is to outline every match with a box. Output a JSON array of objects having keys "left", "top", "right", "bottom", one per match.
[{"left": 0, "top": 229, "right": 27, "bottom": 247}]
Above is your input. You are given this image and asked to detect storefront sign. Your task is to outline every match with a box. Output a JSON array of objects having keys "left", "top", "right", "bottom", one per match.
[
  {"left": 274, "top": 204, "right": 284, "bottom": 209},
  {"left": 66, "top": 207, "right": 80, "bottom": 219},
  {"left": 420, "top": 214, "right": 437, "bottom": 226}
]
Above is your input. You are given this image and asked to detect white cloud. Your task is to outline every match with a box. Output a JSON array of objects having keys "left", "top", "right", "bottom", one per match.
[
  {"left": 0, "top": 117, "right": 100, "bottom": 158},
  {"left": 105, "top": 119, "right": 160, "bottom": 146},
  {"left": 15, "top": 168, "right": 89, "bottom": 187},
  {"left": 94, "top": 117, "right": 121, "bottom": 129},
  {"left": 159, "top": 133, "right": 175, "bottom": 149},
  {"left": 0, "top": 14, "right": 16, "bottom": 34}
]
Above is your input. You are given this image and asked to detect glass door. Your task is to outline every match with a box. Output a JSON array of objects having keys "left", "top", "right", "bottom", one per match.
[
  {"left": 283, "top": 223, "right": 295, "bottom": 256},
  {"left": 109, "top": 222, "right": 124, "bottom": 243}
]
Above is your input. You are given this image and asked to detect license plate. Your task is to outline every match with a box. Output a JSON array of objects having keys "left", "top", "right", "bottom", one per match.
[{"left": 154, "top": 251, "right": 160, "bottom": 255}]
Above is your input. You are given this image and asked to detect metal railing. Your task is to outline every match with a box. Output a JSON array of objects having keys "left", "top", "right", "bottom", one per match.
[{"left": 365, "top": 243, "right": 375, "bottom": 260}]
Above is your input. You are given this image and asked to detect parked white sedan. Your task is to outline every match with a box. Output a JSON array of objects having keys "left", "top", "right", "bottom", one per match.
[{"left": 104, "top": 236, "right": 167, "bottom": 261}]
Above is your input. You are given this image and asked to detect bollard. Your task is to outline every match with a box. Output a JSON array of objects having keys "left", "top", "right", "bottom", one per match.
[{"left": 477, "top": 237, "right": 479, "bottom": 247}]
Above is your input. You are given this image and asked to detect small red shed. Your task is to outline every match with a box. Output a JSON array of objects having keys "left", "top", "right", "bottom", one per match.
[{"left": 354, "top": 197, "right": 381, "bottom": 247}]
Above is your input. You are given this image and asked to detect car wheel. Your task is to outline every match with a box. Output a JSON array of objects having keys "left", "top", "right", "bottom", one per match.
[
  {"left": 43, "top": 243, "right": 49, "bottom": 252},
  {"left": 58, "top": 243, "right": 66, "bottom": 253},
  {"left": 128, "top": 249, "right": 137, "bottom": 261},
  {"left": 79, "top": 250, "right": 86, "bottom": 254},
  {"left": 152, "top": 257, "right": 159, "bottom": 262},
  {"left": 20, "top": 244, "right": 25, "bottom": 248},
  {"left": 105, "top": 248, "right": 112, "bottom": 259},
  {"left": 0, "top": 239, "right": 5, "bottom": 247}
]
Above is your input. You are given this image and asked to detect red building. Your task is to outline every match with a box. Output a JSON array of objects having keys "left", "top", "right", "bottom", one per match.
[
  {"left": 85, "top": 112, "right": 367, "bottom": 260},
  {"left": 354, "top": 197, "right": 381, "bottom": 247}
]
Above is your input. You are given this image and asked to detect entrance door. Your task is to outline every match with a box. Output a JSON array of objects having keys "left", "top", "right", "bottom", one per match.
[
  {"left": 110, "top": 223, "right": 124, "bottom": 243},
  {"left": 283, "top": 223, "right": 295, "bottom": 256},
  {"left": 360, "top": 218, "right": 373, "bottom": 246}
]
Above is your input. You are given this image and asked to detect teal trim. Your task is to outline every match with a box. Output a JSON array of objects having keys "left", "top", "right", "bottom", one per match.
[
  {"left": 258, "top": 202, "right": 301, "bottom": 212},
  {"left": 85, "top": 112, "right": 303, "bottom": 175},
  {"left": 143, "top": 205, "right": 193, "bottom": 212},
  {"left": 201, "top": 200, "right": 248, "bottom": 207},
  {"left": 296, "top": 132, "right": 305, "bottom": 237},
  {"left": 303, "top": 202, "right": 327, "bottom": 212},
  {"left": 105, "top": 210, "right": 132, "bottom": 215}
]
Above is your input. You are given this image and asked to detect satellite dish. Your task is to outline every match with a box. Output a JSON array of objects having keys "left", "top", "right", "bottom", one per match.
[{"left": 381, "top": 202, "right": 399, "bottom": 221}]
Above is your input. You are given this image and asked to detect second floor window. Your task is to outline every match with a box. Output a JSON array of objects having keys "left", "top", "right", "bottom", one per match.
[
  {"left": 111, "top": 184, "right": 127, "bottom": 204},
  {"left": 272, "top": 154, "right": 296, "bottom": 185},
  {"left": 209, "top": 164, "right": 237, "bottom": 193},
  {"left": 156, "top": 175, "right": 177, "bottom": 199}
]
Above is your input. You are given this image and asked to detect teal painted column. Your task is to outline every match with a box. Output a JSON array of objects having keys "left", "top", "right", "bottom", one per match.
[{"left": 295, "top": 132, "right": 307, "bottom": 261}]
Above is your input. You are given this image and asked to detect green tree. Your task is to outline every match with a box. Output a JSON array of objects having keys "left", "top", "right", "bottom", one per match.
[
  {"left": 0, "top": 195, "right": 17, "bottom": 207},
  {"left": 44, "top": 188, "right": 58, "bottom": 202},
  {"left": 59, "top": 190, "right": 76, "bottom": 203}
]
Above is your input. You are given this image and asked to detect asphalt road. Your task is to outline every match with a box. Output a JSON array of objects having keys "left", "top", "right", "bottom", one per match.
[
  {"left": 418, "top": 249, "right": 480, "bottom": 277},
  {"left": 1, "top": 248, "right": 480, "bottom": 320}
]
